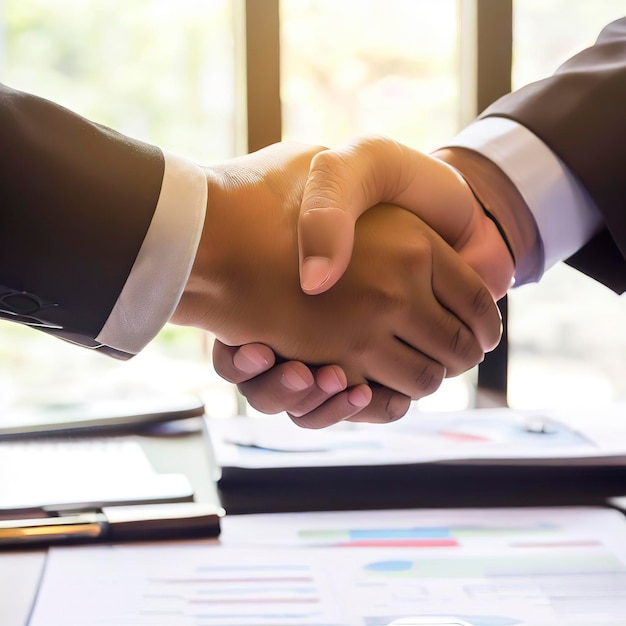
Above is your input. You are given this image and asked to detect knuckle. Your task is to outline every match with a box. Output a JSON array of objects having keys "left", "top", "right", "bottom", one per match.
[
  {"left": 310, "top": 150, "right": 350, "bottom": 180},
  {"left": 472, "top": 285, "right": 496, "bottom": 317},
  {"left": 383, "top": 394, "right": 411, "bottom": 422},
  {"left": 356, "top": 388, "right": 411, "bottom": 424},
  {"left": 413, "top": 361, "right": 445, "bottom": 398},
  {"left": 435, "top": 311, "right": 482, "bottom": 367},
  {"left": 360, "top": 281, "right": 410, "bottom": 315},
  {"left": 402, "top": 236, "right": 433, "bottom": 270},
  {"left": 371, "top": 290, "right": 405, "bottom": 315},
  {"left": 304, "top": 157, "right": 350, "bottom": 208},
  {"left": 449, "top": 325, "right": 482, "bottom": 364},
  {"left": 357, "top": 134, "right": 397, "bottom": 158}
]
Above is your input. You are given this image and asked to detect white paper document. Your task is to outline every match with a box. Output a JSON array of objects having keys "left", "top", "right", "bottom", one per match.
[
  {"left": 207, "top": 405, "right": 626, "bottom": 470},
  {"left": 30, "top": 506, "right": 626, "bottom": 625},
  {"left": 0, "top": 438, "right": 192, "bottom": 511}
]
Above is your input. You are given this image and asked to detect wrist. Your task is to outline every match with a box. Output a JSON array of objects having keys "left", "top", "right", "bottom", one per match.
[
  {"left": 447, "top": 193, "right": 516, "bottom": 300},
  {"left": 170, "top": 167, "right": 227, "bottom": 331},
  {"left": 433, "top": 147, "right": 544, "bottom": 288}
]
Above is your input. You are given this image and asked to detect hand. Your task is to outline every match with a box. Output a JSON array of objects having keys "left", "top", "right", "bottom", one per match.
[
  {"left": 173, "top": 141, "right": 411, "bottom": 426},
  {"left": 172, "top": 141, "right": 500, "bottom": 426},
  {"left": 212, "top": 340, "right": 413, "bottom": 428},
  {"left": 297, "top": 135, "right": 515, "bottom": 303}
]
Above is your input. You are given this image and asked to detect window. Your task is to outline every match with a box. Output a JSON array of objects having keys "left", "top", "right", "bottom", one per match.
[
  {"left": 1, "top": 0, "right": 472, "bottom": 420},
  {"left": 281, "top": 0, "right": 475, "bottom": 411},
  {"left": 281, "top": 0, "right": 459, "bottom": 152},
  {"left": 2, "top": 1, "right": 624, "bottom": 421},
  {"left": 508, "top": 0, "right": 626, "bottom": 410},
  {"left": 0, "top": 0, "right": 238, "bottom": 418}
]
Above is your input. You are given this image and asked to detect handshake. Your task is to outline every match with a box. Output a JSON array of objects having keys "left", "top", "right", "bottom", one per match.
[
  {"left": 4, "top": 19, "right": 616, "bottom": 428},
  {"left": 171, "top": 137, "right": 533, "bottom": 428}
]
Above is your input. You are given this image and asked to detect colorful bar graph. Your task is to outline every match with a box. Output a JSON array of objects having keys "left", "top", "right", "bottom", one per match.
[{"left": 299, "top": 523, "right": 560, "bottom": 547}]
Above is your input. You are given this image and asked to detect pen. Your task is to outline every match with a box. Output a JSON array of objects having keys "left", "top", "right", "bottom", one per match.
[
  {"left": 0, "top": 502, "right": 223, "bottom": 547},
  {"left": 0, "top": 512, "right": 107, "bottom": 545}
]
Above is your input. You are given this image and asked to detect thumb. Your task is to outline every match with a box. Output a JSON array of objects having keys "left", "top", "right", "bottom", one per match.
[
  {"left": 298, "top": 137, "right": 406, "bottom": 295},
  {"left": 298, "top": 206, "right": 356, "bottom": 295}
]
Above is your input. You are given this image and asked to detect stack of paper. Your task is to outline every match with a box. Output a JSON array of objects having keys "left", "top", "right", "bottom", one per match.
[{"left": 206, "top": 406, "right": 626, "bottom": 513}]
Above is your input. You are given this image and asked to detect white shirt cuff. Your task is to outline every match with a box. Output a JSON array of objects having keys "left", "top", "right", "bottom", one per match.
[
  {"left": 95, "top": 149, "right": 207, "bottom": 355},
  {"left": 446, "top": 117, "right": 603, "bottom": 273}
]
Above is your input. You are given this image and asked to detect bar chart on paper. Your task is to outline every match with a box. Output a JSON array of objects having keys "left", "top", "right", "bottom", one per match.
[
  {"left": 296, "top": 520, "right": 566, "bottom": 548},
  {"left": 30, "top": 507, "right": 626, "bottom": 626}
]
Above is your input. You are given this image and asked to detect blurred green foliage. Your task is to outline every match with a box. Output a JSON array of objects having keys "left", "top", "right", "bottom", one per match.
[
  {"left": 2, "top": 0, "right": 234, "bottom": 161},
  {"left": 0, "top": 0, "right": 233, "bottom": 399}
]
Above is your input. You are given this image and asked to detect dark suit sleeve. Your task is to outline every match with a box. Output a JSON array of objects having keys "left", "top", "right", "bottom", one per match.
[
  {"left": 0, "top": 83, "right": 165, "bottom": 357},
  {"left": 479, "top": 17, "right": 626, "bottom": 292}
]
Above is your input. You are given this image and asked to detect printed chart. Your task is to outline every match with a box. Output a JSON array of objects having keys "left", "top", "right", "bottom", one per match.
[{"left": 30, "top": 507, "right": 626, "bottom": 626}]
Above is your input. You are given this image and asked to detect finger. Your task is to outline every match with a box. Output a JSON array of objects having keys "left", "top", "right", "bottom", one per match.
[
  {"left": 429, "top": 236, "right": 503, "bottom": 352},
  {"left": 286, "top": 365, "right": 350, "bottom": 418},
  {"left": 396, "top": 316, "right": 484, "bottom": 378},
  {"left": 288, "top": 384, "right": 373, "bottom": 429},
  {"left": 299, "top": 138, "right": 406, "bottom": 295},
  {"left": 345, "top": 385, "right": 412, "bottom": 423},
  {"left": 237, "top": 361, "right": 317, "bottom": 415},
  {"left": 315, "top": 365, "right": 348, "bottom": 394},
  {"left": 364, "top": 339, "right": 446, "bottom": 400},
  {"left": 298, "top": 206, "right": 356, "bottom": 294},
  {"left": 237, "top": 362, "right": 362, "bottom": 417},
  {"left": 212, "top": 341, "right": 276, "bottom": 384},
  {"left": 298, "top": 138, "right": 477, "bottom": 296},
  {"left": 389, "top": 236, "right": 485, "bottom": 376},
  {"left": 292, "top": 385, "right": 411, "bottom": 429}
]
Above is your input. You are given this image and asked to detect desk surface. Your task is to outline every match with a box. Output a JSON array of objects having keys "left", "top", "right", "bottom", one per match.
[{"left": 4, "top": 402, "right": 625, "bottom": 625}]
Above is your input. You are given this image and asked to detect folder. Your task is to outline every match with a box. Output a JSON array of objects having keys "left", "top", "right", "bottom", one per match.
[{"left": 207, "top": 407, "right": 626, "bottom": 514}]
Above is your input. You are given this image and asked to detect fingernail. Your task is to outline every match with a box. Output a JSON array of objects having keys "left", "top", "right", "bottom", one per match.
[
  {"left": 317, "top": 366, "right": 347, "bottom": 394},
  {"left": 301, "top": 257, "right": 332, "bottom": 293},
  {"left": 281, "top": 367, "right": 313, "bottom": 391},
  {"left": 233, "top": 345, "right": 270, "bottom": 374},
  {"left": 347, "top": 385, "right": 372, "bottom": 408}
]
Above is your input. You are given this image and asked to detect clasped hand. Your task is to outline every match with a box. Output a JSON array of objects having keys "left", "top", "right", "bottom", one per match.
[{"left": 173, "top": 141, "right": 504, "bottom": 428}]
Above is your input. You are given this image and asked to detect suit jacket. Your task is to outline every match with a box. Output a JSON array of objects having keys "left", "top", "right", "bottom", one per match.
[
  {"left": 0, "top": 83, "right": 165, "bottom": 357},
  {"left": 480, "top": 17, "right": 626, "bottom": 293}
]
